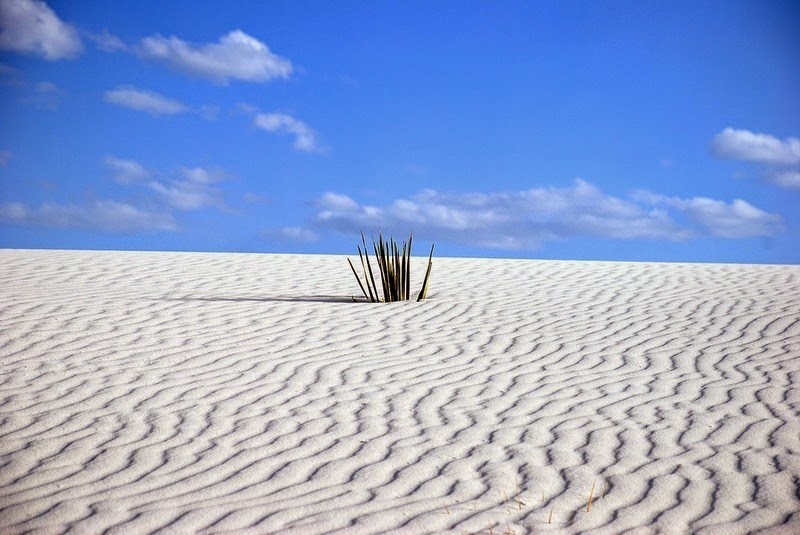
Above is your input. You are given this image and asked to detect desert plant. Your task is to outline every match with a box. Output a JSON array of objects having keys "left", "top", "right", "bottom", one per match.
[{"left": 348, "top": 232, "right": 434, "bottom": 302}]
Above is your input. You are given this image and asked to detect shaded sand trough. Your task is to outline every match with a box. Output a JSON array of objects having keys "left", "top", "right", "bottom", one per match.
[{"left": 1, "top": 249, "right": 799, "bottom": 534}]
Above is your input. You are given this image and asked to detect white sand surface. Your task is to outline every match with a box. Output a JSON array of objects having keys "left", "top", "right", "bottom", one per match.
[{"left": 1, "top": 249, "right": 798, "bottom": 534}]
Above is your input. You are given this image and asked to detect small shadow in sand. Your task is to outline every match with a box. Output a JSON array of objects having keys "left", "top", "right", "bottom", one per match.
[{"left": 164, "top": 295, "right": 365, "bottom": 304}]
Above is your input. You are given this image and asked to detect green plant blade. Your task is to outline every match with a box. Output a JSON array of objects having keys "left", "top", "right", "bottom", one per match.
[
  {"left": 405, "top": 235, "right": 412, "bottom": 300},
  {"left": 356, "top": 245, "right": 376, "bottom": 302},
  {"left": 350, "top": 231, "right": 433, "bottom": 303},
  {"left": 416, "top": 243, "right": 434, "bottom": 302},
  {"left": 361, "top": 232, "right": 380, "bottom": 302},
  {"left": 347, "top": 257, "right": 369, "bottom": 300},
  {"left": 373, "top": 233, "right": 389, "bottom": 302},
  {"left": 392, "top": 239, "right": 401, "bottom": 302}
]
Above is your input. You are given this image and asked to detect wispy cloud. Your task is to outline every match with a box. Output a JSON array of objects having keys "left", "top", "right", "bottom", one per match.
[
  {"left": 104, "top": 86, "right": 188, "bottom": 116},
  {"left": 197, "top": 104, "right": 220, "bottom": 121},
  {"left": 0, "top": 200, "right": 177, "bottom": 233},
  {"left": 252, "top": 111, "right": 325, "bottom": 153},
  {"left": 0, "top": 149, "right": 11, "bottom": 166},
  {"left": 312, "top": 180, "right": 687, "bottom": 248},
  {"left": 243, "top": 192, "right": 270, "bottom": 204},
  {"left": 711, "top": 127, "right": 800, "bottom": 190},
  {"left": 0, "top": 0, "right": 83, "bottom": 60},
  {"left": 138, "top": 29, "right": 292, "bottom": 84},
  {"left": 1, "top": 156, "right": 233, "bottom": 234},
  {"left": 148, "top": 166, "right": 229, "bottom": 211},
  {"left": 768, "top": 170, "right": 800, "bottom": 190},
  {"left": 87, "top": 28, "right": 128, "bottom": 52},
  {"left": 104, "top": 156, "right": 152, "bottom": 183},
  {"left": 262, "top": 226, "right": 319, "bottom": 243},
  {"left": 103, "top": 86, "right": 219, "bottom": 120},
  {"left": 105, "top": 156, "right": 229, "bottom": 211},
  {"left": 309, "top": 179, "right": 782, "bottom": 249}
]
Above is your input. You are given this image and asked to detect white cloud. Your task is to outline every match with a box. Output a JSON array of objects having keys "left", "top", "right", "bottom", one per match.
[
  {"left": 711, "top": 128, "right": 800, "bottom": 166},
  {"left": 311, "top": 179, "right": 782, "bottom": 250},
  {"left": 1, "top": 159, "right": 233, "bottom": 233},
  {"left": 0, "top": 0, "right": 83, "bottom": 60},
  {"left": 0, "top": 201, "right": 26, "bottom": 219},
  {"left": 148, "top": 166, "right": 228, "bottom": 211},
  {"left": 253, "top": 112, "right": 324, "bottom": 153},
  {"left": 313, "top": 180, "right": 691, "bottom": 249},
  {"left": 35, "top": 80, "right": 57, "bottom": 92},
  {"left": 197, "top": 104, "right": 220, "bottom": 121},
  {"left": 0, "top": 149, "right": 11, "bottom": 166},
  {"left": 711, "top": 128, "right": 800, "bottom": 191},
  {"left": 317, "top": 192, "right": 360, "bottom": 213},
  {"left": 768, "top": 170, "right": 800, "bottom": 190},
  {"left": 139, "top": 29, "right": 292, "bottom": 84},
  {"left": 0, "top": 200, "right": 177, "bottom": 232},
  {"left": 640, "top": 194, "right": 784, "bottom": 239},
  {"left": 104, "top": 156, "right": 152, "bottom": 183},
  {"left": 104, "top": 86, "right": 188, "bottom": 116},
  {"left": 263, "top": 226, "right": 319, "bottom": 243},
  {"left": 88, "top": 28, "right": 127, "bottom": 52},
  {"left": 179, "top": 166, "right": 226, "bottom": 185},
  {"left": 103, "top": 86, "right": 218, "bottom": 120},
  {"left": 243, "top": 192, "right": 269, "bottom": 204},
  {"left": 102, "top": 157, "right": 230, "bottom": 211}
]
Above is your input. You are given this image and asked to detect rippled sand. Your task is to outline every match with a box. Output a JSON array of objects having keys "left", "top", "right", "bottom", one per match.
[{"left": 1, "top": 249, "right": 798, "bottom": 534}]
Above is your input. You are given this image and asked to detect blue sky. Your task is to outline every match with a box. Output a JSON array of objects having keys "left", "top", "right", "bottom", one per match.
[{"left": 1, "top": 0, "right": 798, "bottom": 263}]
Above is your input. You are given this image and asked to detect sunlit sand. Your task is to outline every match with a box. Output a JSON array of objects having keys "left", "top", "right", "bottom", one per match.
[{"left": 1, "top": 249, "right": 798, "bottom": 534}]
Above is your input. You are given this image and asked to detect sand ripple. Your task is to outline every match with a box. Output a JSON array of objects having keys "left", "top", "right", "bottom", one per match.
[{"left": 1, "top": 250, "right": 798, "bottom": 534}]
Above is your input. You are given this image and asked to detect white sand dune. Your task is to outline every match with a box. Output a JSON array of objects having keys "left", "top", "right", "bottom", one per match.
[{"left": 1, "top": 249, "right": 798, "bottom": 534}]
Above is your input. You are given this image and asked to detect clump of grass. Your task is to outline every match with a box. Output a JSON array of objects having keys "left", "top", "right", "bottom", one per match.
[{"left": 348, "top": 231, "right": 434, "bottom": 302}]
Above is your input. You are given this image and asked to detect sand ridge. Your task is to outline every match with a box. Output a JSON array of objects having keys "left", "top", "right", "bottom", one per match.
[{"left": 1, "top": 249, "right": 798, "bottom": 534}]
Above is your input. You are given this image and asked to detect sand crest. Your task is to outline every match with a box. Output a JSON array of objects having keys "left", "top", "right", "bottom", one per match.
[{"left": 1, "top": 249, "right": 798, "bottom": 534}]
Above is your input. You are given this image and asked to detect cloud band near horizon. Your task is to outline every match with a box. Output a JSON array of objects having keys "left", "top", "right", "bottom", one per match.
[
  {"left": 0, "top": 200, "right": 177, "bottom": 233},
  {"left": 307, "top": 179, "right": 782, "bottom": 249}
]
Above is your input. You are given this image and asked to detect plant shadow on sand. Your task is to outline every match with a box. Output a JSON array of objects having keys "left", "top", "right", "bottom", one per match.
[{"left": 162, "top": 295, "right": 370, "bottom": 304}]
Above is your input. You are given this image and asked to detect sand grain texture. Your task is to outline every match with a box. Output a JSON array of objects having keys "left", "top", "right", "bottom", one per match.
[{"left": 1, "top": 249, "right": 799, "bottom": 534}]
